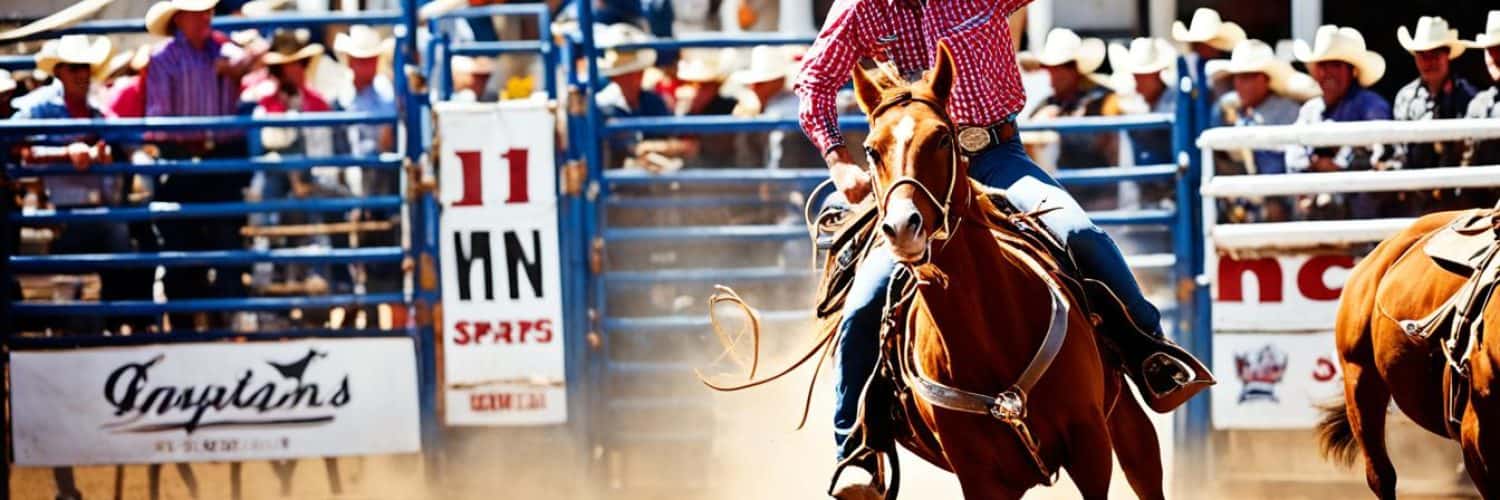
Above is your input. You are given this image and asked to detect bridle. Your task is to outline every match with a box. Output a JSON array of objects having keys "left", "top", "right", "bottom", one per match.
[{"left": 866, "top": 90, "right": 966, "bottom": 253}]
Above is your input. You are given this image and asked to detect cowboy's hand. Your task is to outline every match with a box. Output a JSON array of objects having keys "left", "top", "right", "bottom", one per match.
[
  {"left": 67, "top": 142, "right": 93, "bottom": 171},
  {"left": 830, "top": 160, "right": 871, "bottom": 205}
]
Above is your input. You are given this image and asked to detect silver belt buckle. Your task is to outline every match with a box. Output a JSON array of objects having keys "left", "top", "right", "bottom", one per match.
[{"left": 957, "top": 126, "right": 991, "bottom": 155}]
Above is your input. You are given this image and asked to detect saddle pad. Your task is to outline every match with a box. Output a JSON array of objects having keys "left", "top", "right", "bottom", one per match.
[
  {"left": 1378, "top": 232, "right": 1473, "bottom": 339},
  {"left": 1424, "top": 209, "right": 1499, "bottom": 279}
]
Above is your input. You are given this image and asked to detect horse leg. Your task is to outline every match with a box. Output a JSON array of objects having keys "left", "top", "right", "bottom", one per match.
[
  {"left": 1065, "top": 418, "right": 1115, "bottom": 500},
  {"left": 1107, "top": 384, "right": 1164, "bottom": 500},
  {"left": 948, "top": 466, "right": 1026, "bottom": 500},
  {"left": 1344, "top": 361, "right": 1399, "bottom": 500}
]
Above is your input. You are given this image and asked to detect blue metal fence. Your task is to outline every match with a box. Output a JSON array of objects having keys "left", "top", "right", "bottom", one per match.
[
  {"left": 3, "top": 4, "right": 1222, "bottom": 496},
  {"left": 0, "top": 1, "right": 432, "bottom": 494}
]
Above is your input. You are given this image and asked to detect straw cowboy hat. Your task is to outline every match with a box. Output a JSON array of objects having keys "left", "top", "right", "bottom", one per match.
[
  {"left": 731, "top": 45, "right": 790, "bottom": 84},
  {"left": 0, "top": 70, "right": 16, "bottom": 94},
  {"left": 1397, "top": 16, "right": 1465, "bottom": 59},
  {"left": 1172, "top": 8, "right": 1246, "bottom": 52},
  {"left": 145, "top": 0, "right": 219, "bottom": 37},
  {"left": 262, "top": 29, "right": 324, "bottom": 66},
  {"left": 1467, "top": 11, "right": 1500, "bottom": 49},
  {"left": 1294, "top": 25, "right": 1387, "bottom": 88},
  {"left": 594, "top": 23, "right": 657, "bottom": 78},
  {"left": 239, "top": 0, "right": 290, "bottom": 17},
  {"left": 104, "top": 44, "right": 153, "bottom": 78},
  {"left": 677, "top": 49, "right": 733, "bottom": 83},
  {"left": 1030, "top": 28, "right": 1106, "bottom": 74},
  {"left": 451, "top": 55, "right": 494, "bottom": 75},
  {"left": 334, "top": 25, "right": 395, "bottom": 60},
  {"left": 1207, "top": 39, "right": 1321, "bottom": 101},
  {"left": 1110, "top": 38, "right": 1176, "bottom": 76},
  {"left": 35, "top": 34, "right": 112, "bottom": 77}
]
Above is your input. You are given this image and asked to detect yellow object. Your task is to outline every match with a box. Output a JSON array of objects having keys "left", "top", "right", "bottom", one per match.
[{"left": 503, "top": 75, "right": 535, "bottom": 100}]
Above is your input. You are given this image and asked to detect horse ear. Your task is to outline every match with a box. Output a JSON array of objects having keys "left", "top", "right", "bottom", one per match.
[
  {"left": 852, "top": 65, "right": 886, "bottom": 116},
  {"left": 930, "top": 41, "right": 956, "bottom": 104}
]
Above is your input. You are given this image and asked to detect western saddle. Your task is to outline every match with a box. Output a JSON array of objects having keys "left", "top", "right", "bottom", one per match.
[{"left": 1413, "top": 204, "right": 1500, "bottom": 433}]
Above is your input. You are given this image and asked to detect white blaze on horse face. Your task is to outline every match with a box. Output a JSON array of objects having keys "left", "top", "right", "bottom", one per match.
[
  {"left": 881, "top": 115, "right": 928, "bottom": 263},
  {"left": 892, "top": 115, "right": 916, "bottom": 172}
]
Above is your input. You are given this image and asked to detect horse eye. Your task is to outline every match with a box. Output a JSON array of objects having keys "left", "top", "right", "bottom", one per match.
[
  {"left": 864, "top": 146, "right": 881, "bottom": 165},
  {"left": 938, "top": 134, "right": 952, "bottom": 148}
]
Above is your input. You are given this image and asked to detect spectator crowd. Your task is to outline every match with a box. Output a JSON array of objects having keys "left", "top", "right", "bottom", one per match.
[
  {"left": 4, "top": 0, "right": 401, "bottom": 335},
  {"left": 8, "top": 2, "right": 1500, "bottom": 335}
]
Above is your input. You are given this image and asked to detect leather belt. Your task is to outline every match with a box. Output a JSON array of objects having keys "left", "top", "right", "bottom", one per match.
[{"left": 956, "top": 120, "right": 1018, "bottom": 156}]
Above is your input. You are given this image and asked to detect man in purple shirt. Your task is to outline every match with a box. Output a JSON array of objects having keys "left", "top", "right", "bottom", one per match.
[
  {"left": 143, "top": 0, "right": 260, "bottom": 330},
  {"left": 1286, "top": 25, "right": 1393, "bottom": 219}
]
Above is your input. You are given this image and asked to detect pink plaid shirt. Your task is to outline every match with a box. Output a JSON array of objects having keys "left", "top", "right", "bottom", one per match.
[{"left": 794, "top": 0, "right": 1030, "bottom": 155}]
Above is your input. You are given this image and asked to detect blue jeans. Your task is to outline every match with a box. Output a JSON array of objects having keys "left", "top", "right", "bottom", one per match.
[{"left": 832, "top": 137, "right": 1160, "bottom": 455}]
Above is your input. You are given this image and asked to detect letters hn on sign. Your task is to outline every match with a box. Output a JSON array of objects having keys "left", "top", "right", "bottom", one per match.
[{"left": 450, "top": 147, "right": 545, "bottom": 302}]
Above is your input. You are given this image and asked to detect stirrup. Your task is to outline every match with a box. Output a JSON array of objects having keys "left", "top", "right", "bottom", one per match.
[{"left": 1137, "top": 351, "right": 1214, "bottom": 413}]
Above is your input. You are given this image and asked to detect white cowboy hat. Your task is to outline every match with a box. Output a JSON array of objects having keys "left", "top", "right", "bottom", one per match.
[
  {"left": 1397, "top": 16, "right": 1465, "bottom": 59},
  {"left": 334, "top": 25, "right": 395, "bottom": 59},
  {"left": 1467, "top": 11, "right": 1500, "bottom": 49},
  {"left": 104, "top": 43, "right": 153, "bottom": 78},
  {"left": 35, "top": 34, "right": 112, "bottom": 77},
  {"left": 594, "top": 23, "right": 657, "bottom": 78},
  {"left": 731, "top": 45, "right": 789, "bottom": 85},
  {"left": 1109, "top": 38, "right": 1176, "bottom": 75},
  {"left": 239, "top": 0, "right": 289, "bottom": 17},
  {"left": 1172, "top": 8, "right": 1247, "bottom": 52},
  {"left": 145, "top": 0, "right": 219, "bottom": 37},
  {"left": 1207, "top": 39, "right": 1321, "bottom": 101},
  {"left": 1032, "top": 28, "right": 1106, "bottom": 74},
  {"left": 451, "top": 55, "right": 494, "bottom": 75},
  {"left": 262, "top": 29, "right": 324, "bottom": 66},
  {"left": 0, "top": 69, "right": 15, "bottom": 94},
  {"left": 677, "top": 48, "right": 733, "bottom": 83},
  {"left": 1294, "top": 25, "right": 1387, "bottom": 88}
]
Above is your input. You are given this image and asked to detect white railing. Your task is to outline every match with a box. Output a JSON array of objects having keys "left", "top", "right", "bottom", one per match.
[{"left": 1199, "top": 118, "right": 1500, "bottom": 252}]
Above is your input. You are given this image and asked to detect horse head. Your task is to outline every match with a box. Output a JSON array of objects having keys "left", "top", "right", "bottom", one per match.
[{"left": 854, "top": 42, "right": 966, "bottom": 265}]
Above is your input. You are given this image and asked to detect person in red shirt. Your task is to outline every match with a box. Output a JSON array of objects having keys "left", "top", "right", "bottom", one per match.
[
  {"left": 793, "top": 0, "right": 1214, "bottom": 480},
  {"left": 104, "top": 44, "right": 153, "bottom": 118}
]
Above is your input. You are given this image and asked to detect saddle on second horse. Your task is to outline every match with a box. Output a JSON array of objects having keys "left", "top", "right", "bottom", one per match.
[{"left": 1399, "top": 203, "right": 1500, "bottom": 432}]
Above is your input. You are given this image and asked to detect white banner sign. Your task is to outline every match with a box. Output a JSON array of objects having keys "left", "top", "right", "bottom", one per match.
[
  {"left": 1211, "top": 332, "right": 1344, "bottom": 429},
  {"left": 1212, "top": 253, "right": 1360, "bottom": 332},
  {"left": 436, "top": 99, "right": 567, "bottom": 426},
  {"left": 8, "top": 339, "right": 421, "bottom": 466}
]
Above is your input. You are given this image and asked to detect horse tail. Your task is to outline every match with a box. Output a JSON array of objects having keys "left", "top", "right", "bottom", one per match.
[{"left": 1316, "top": 401, "right": 1361, "bottom": 467}]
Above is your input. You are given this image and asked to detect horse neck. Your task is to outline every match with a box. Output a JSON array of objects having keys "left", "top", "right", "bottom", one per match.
[{"left": 915, "top": 218, "right": 1055, "bottom": 383}]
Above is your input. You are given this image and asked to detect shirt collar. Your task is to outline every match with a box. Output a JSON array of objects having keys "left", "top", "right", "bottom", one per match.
[{"left": 172, "top": 31, "right": 218, "bottom": 54}]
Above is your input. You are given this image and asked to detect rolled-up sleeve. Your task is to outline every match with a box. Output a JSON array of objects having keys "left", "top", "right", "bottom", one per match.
[{"left": 793, "top": 0, "right": 863, "bottom": 156}]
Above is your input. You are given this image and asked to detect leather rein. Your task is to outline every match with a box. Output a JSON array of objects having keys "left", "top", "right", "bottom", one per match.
[{"left": 868, "top": 91, "right": 1069, "bottom": 485}]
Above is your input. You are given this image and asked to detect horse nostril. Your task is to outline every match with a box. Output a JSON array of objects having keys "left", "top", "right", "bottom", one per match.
[
  {"left": 881, "top": 221, "right": 898, "bottom": 240},
  {"left": 905, "top": 212, "right": 922, "bottom": 232}
]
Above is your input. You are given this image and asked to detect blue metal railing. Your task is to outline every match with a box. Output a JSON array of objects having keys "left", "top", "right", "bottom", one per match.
[
  {"left": 0, "top": 0, "right": 438, "bottom": 490},
  {"left": 428, "top": 3, "right": 555, "bottom": 100}
]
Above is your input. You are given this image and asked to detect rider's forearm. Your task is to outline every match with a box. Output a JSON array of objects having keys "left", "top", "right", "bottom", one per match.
[{"left": 824, "top": 146, "right": 854, "bottom": 169}]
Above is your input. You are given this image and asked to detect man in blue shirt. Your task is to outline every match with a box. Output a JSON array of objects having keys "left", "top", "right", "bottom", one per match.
[
  {"left": 13, "top": 35, "right": 157, "bottom": 335},
  {"left": 1287, "top": 25, "right": 1392, "bottom": 220}
]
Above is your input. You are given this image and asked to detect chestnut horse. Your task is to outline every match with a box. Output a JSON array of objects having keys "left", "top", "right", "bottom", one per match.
[
  {"left": 1322, "top": 210, "right": 1500, "bottom": 498},
  {"left": 840, "top": 43, "right": 1165, "bottom": 500}
]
